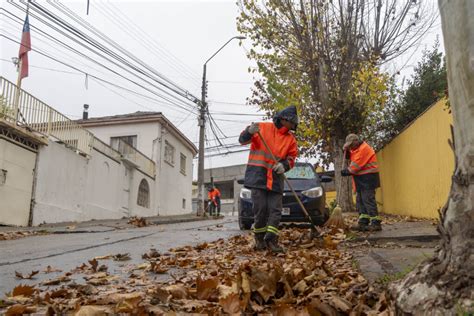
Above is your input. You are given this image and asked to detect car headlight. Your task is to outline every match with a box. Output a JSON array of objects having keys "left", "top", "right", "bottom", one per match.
[
  {"left": 240, "top": 188, "right": 252, "bottom": 199},
  {"left": 301, "top": 187, "right": 323, "bottom": 198}
]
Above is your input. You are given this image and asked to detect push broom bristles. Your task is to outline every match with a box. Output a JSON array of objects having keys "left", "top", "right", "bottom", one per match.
[{"left": 324, "top": 205, "right": 346, "bottom": 230}]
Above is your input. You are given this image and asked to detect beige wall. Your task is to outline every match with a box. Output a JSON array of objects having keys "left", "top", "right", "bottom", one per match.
[{"left": 0, "top": 138, "right": 36, "bottom": 226}]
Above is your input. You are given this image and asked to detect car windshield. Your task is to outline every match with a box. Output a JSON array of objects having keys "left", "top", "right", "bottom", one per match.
[{"left": 285, "top": 165, "right": 316, "bottom": 179}]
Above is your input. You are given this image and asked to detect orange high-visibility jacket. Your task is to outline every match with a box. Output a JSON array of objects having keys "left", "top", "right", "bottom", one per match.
[
  {"left": 239, "top": 122, "right": 298, "bottom": 193},
  {"left": 348, "top": 141, "right": 380, "bottom": 190},
  {"left": 208, "top": 188, "right": 221, "bottom": 206}
]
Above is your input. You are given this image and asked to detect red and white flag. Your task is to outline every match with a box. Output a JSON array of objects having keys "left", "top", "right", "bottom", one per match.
[{"left": 18, "top": 14, "right": 31, "bottom": 80}]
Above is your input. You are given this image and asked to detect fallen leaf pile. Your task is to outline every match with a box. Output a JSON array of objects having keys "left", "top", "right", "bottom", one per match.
[
  {"left": 0, "top": 230, "right": 49, "bottom": 241},
  {"left": 0, "top": 228, "right": 393, "bottom": 315},
  {"left": 343, "top": 212, "right": 437, "bottom": 227},
  {"left": 127, "top": 216, "right": 148, "bottom": 227}
]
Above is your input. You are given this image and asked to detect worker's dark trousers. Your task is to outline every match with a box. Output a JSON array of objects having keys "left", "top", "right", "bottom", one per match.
[
  {"left": 356, "top": 189, "right": 381, "bottom": 226},
  {"left": 251, "top": 188, "right": 282, "bottom": 240},
  {"left": 215, "top": 197, "right": 221, "bottom": 216}
]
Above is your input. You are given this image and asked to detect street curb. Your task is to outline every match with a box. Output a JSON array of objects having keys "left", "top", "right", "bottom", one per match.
[
  {"left": 149, "top": 216, "right": 209, "bottom": 226},
  {"left": 46, "top": 217, "right": 211, "bottom": 234},
  {"left": 349, "top": 234, "right": 440, "bottom": 243}
]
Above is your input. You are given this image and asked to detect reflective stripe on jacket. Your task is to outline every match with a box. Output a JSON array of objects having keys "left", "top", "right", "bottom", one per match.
[
  {"left": 239, "top": 122, "right": 298, "bottom": 193},
  {"left": 349, "top": 142, "right": 380, "bottom": 190}
]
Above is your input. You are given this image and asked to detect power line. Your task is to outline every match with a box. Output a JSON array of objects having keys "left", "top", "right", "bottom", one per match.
[
  {"left": 0, "top": 57, "right": 81, "bottom": 75},
  {"left": 105, "top": 1, "right": 200, "bottom": 80},
  {"left": 25, "top": 1, "right": 199, "bottom": 108},
  {"left": 0, "top": 33, "right": 198, "bottom": 116},
  {"left": 1, "top": 8, "right": 195, "bottom": 114},
  {"left": 93, "top": 1, "right": 200, "bottom": 87},
  {"left": 48, "top": 1, "right": 199, "bottom": 103}
]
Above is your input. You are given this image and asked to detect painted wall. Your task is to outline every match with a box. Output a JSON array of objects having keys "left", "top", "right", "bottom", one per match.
[
  {"left": 32, "top": 140, "right": 157, "bottom": 225},
  {"left": 157, "top": 127, "right": 194, "bottom": 215},
  {"left": 376, "top": 100, "right": 454, "bottom": 218},
  {"left": 86, "top": 121, "right": 195, "bottom": 215},
  {"left": 0, "top": 138, "right": 36, "bottom": 226}
]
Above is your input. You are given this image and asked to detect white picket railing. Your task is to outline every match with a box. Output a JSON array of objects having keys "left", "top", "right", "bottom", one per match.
[
  {"left": 0, "top": 76, "right": 93, "bottom": 155},
  {"left": 0, "top": 77, "right": 156, "bottom": 177}
]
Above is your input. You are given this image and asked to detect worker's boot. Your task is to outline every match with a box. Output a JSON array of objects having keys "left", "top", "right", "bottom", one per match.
[
  {"left": 265, "top": 234, "right": 285, "bottom": 254},
  {"left": 368, "top": 222, "right": 382, "bottom": 232},
  {"left": 254, "top": 234, "right": 267, "bottom": 251},
  {"left": 350, "top": 223, "right": 369, "bottom": 232}
]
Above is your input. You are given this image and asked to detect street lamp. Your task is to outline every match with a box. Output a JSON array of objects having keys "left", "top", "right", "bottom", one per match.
[{"left": 197, "top": 36, "right": 246, "bottom": 216}]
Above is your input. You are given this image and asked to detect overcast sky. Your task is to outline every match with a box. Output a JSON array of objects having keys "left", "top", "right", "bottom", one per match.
[{"left": 0, "top": 0, "right": 444, "bottom": 175}]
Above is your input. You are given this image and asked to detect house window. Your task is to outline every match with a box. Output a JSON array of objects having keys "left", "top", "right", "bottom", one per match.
[
  {"left": 137, "top": 179, "right": 150, "bottom": 208},
  {"left": 164, "top": 141, "right": 175, "bottom": 166},
  {"left": 182, "top": 198, "right": 186, "bottom": 209},
  {"left": 110, "top": 135, "right": 137, "bottom": 151},
  {"left": 180, "top": 153, "right": 186, "bottom": 174}
]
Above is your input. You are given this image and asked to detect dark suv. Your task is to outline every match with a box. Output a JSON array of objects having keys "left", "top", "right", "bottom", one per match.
[{"left": 237, "top": 162, "right": 332, "bottom": 230}]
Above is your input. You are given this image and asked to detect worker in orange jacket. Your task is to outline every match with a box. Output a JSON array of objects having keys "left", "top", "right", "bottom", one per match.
[
  {"left": 239, "top": 105, "right": 298, "bottom": 253},
  {"left": 341, "top": 134, "right": 381, "bottom": 231},
  {"left": 207, "top": 186, "right": 221, "bottom": 217}
]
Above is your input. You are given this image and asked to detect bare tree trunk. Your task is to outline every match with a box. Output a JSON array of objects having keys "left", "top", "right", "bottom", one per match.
[
  {"left": 391, "top": 1, "right": 474, "bottom": 314},
  {"left": 333, "top": 138, "right": 355, "bottom": 212}
]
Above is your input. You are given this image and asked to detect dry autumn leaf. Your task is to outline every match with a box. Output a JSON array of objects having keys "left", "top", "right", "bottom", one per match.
[
  {"left": 142, "top": 248, "right": 160, "bottom": 259},
  {"left": 219, "top": 293, "right": 240, "bottom": 314},
  {"left": 128, "top": 216, "right": 147, "bottom": 227},
  {"left": 43, "top": 265, "right": 62, "bottom": 274},
  {"left": 11, "top": 285, "right": 36, "bottom": 297},
  {"left": 14, "top": 270, "right": 39, "bottom": 280},
  {"left": 113, "top": 253, "right": 131, "bottom": 261},
  {"left": 5, "top": 304, "right": 36, "bottom": 316},
  {"left": 74, "top": 305, "right": 113, "bottom": 316},
  {"left": 166, "top": 284, "right": 188, "bottom": 299},
  {"left": 196, "top": 275, "right": 219, "bottom": 301},
  {"left": 41, "top": 275, "right": 71, "bottom": 286}
]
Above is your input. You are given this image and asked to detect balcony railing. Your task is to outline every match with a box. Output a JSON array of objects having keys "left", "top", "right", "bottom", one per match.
[
  {"left": 1, "top": 77, "right": 155, "bottom": 178},
  {"left": 113, "top": 139, "right": 156, "bottom": 177},
  {"left": 0, "top": 76, "right": 93, "bottom": 155}
]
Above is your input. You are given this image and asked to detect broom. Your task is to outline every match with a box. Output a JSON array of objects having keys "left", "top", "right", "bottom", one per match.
[
  {"left": 257, "top": 131, "right": 323, "bottom": 239},
  {"left": 324, "top": 150, "right": 347, "bottom": 230}
]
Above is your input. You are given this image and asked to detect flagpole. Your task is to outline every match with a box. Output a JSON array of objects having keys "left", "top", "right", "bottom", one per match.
[
  {"left": 13, "top": 57, "right": 23, "bottom": 124},
  {"left": 14, "top": 0, "right": 30, "bottom": 124}
]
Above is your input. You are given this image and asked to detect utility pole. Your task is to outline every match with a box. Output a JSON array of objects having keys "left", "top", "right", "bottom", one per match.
[
  {"left": 196, "top": 36, "right": 245, "bottom": 217},
  {"left": 196, "top": 64, "right": 207, "bottom": 216}
]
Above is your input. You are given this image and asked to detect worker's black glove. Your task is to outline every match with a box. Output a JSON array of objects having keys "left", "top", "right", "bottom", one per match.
[{"left": 340, "top": 169, "right": 351, "bottom": 177}]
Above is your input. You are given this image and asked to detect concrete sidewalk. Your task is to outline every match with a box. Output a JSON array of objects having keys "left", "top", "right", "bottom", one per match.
[
  {"left": 0, "top": 213, "right": 209, "bottom": 234},
  {"left": 344, "top": 218, "right": 440, "bottom": 284}
]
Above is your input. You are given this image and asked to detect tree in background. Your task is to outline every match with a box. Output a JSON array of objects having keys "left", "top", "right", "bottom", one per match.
[
  {"left": 392, "top": 0, "right": 473, "bottom": 313},
  {"left": 366, "top": 40, "right": 448, "bottom": 150},
  {"left": 237, "top": 0, "right": 437, "bottom": 212}
]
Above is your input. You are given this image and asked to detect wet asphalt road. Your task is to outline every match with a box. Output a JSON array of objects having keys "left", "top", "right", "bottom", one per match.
[{"left": 0, "top": 217, "right": 242, "bottom": 295}]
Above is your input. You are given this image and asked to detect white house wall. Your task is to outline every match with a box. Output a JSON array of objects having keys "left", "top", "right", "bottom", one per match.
[
  {"left": 84, "top": 120, "right": 195, "bottom": 216},
  {"left": 158, "top": 128, "right": 194, "bottom": 215},
  {"left": 85, "top": 122, "right": 159, "bottom": 159},
  {"left": 0, "top": 138, "right": 36, "bottom": 226},
  {"left": 32, "top": 140, "right": 157, "bottom": 225}
]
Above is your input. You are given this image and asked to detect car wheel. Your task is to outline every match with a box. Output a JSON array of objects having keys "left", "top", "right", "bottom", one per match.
[{"left": 239, "top": 216, "right": 252, "bottom": 230}]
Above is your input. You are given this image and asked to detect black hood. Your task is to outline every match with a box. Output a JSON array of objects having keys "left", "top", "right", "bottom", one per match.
[{"left": 273, "top": 105, "right": 298, "bottom": 130}]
